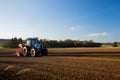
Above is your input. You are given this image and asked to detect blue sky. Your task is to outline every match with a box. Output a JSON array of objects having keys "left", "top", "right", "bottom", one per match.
[{"left": 0, "top": 0, "right": 120, "bottom": 42}]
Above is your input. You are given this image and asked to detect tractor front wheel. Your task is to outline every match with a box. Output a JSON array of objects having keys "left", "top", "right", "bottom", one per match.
[
  {"left": 30, "top": 48, "right": 37, "bottom": 57},
  {"left": 23, "top": 47, "right": 28, "bottom": 56}
]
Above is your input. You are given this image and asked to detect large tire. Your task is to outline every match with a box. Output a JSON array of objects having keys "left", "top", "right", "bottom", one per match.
[
  {"left": 23, "top": 47, "right": 29, "bottom": 56},
  {"left": 44, "top": 49, "right": 48, "bottom": 56},
  {"left": 41, "top": 49, "right": 48, "bottom": 56},
  {"left": 30, "top": 48, "right": 37, "bottom": 57}
]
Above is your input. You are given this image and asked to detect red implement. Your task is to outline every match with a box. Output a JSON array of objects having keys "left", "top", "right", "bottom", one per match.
[{"left": 14, "top": 43, "right": 25, "bottom": 56}]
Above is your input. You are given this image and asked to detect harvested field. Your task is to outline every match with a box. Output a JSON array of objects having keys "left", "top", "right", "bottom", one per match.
[{"left": 0, "top": 48, "right": 120, "bottom": 80}]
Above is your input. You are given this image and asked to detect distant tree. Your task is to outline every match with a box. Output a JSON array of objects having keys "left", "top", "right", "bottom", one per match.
[
  {"left": 18, "top": 38, "right": 23, "bottom": 43},
  {"left": 113, "top": 42, "right": 118, "bottom": 47},
  {"left": 3, "top": 37, "right": 23, "bottom": 48},
  {"left": 3, "top": 40, "right": 10, "bottom": 48},
  {"left": 39, "top": 39, "right": 49, "bottom": 47}
]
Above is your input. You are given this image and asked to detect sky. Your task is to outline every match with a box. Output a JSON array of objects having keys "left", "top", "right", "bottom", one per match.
[{"left": 0, "top": 0, "right": 120, "bottom": 42}]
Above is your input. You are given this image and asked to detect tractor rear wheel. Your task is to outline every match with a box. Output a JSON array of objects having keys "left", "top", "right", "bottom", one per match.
[
  {"left": 23, "top": 47, "right": 29, "bottom": 56},
  {"left": 30, "top": 48, "right": 37, "bottom": 57},
  {"left": 41, "top": 49, "right": 48, "bottom": 56},
  {"left": 44, "top": 49, "right": 48, "bottom": 56}
]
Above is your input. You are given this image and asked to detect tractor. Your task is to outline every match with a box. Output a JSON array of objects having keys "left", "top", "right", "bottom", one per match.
[{"left": 16, "top": 38, "right": 48, "bottom": 57}]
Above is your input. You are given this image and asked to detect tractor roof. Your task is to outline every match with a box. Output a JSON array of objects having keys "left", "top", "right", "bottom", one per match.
[{"left": 27, "top": 37, "right": 38, "bottom": 40}]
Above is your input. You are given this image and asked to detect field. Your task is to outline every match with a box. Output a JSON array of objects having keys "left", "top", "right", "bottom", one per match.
[{"left": 0, "top": 48, "right": 120, "bottom": 80}]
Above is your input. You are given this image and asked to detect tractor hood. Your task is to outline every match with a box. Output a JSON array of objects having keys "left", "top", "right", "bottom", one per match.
[{"left": 34, "top": 44, "right": 43, "bottom": 48}]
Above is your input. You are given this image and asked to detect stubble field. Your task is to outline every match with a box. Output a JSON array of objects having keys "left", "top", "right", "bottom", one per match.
[{"left": 0, "top": 48, "right": 120, "bottom": 80}]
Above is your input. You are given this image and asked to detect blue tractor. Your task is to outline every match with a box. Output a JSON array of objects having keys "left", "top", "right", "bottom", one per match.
[{"left": 22, "top": 38, "right": 48, "bottom": 57}]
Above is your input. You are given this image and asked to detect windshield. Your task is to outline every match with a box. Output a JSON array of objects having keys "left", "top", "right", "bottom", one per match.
[
  {"left": 26, "top": 40, "right": 31, "bottom": 46},
  {"left": 32, "top": 39, "right": 38, "bottom": 46},
  {"left": 26, "top": 39, "right": 38, "bottom": 46}
]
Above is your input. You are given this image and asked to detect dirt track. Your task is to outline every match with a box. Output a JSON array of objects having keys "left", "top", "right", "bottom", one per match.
[{"left": 0, "top": 47, "right": 120, "bottom": 57}]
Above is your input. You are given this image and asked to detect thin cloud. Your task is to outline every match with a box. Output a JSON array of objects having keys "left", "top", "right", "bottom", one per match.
[
  {"left": 70, "top": 27, "right": 75, "bottom": 31},
  {"left": 70, "top": 26, "right": 80, "bottom": 31},
  {"left": 88, "top": 32, "right": 110, "bottom": 37}
]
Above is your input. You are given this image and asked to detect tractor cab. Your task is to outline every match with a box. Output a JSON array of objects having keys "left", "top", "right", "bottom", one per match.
[
  {"left": 26, "top": 38, "right": 39, "bottom": 47},
  {"left": 26, "top": 38, "right": 43, "bottom": 49}
]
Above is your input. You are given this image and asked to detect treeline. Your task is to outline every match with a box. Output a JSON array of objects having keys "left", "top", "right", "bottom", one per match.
[
  {"left": 3, "top": 37, "right": 102, "bottom": 48},
  {"left": 40, "top": 39, "right": 102, "bottom": 48},
  {"left": 3, "top": 38, "right": 23, "bottom": 48}
]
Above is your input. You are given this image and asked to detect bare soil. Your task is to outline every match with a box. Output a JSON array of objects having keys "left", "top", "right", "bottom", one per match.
[
  {"left": 0, "top": 47, "right": 120, "bottom": 56},
  {"left": 0, "top": 48, "right": 120, "bottom": 80}
]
